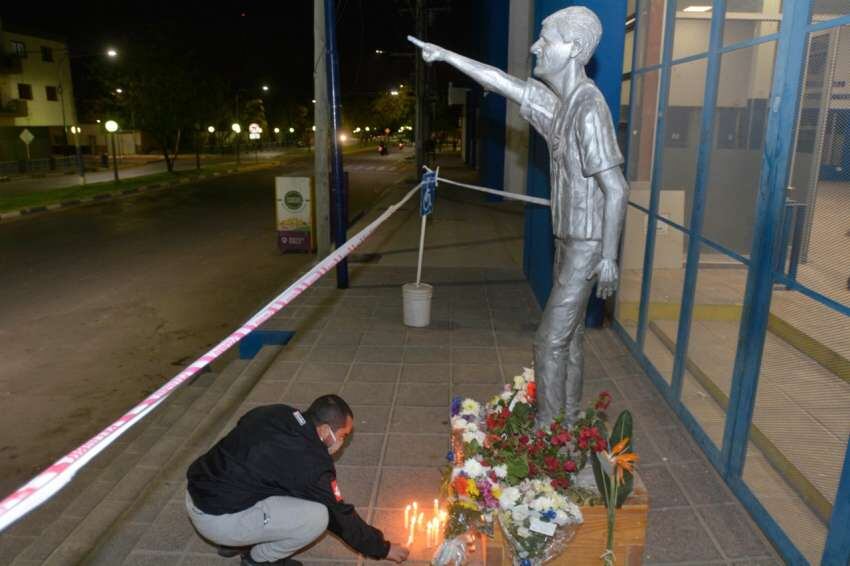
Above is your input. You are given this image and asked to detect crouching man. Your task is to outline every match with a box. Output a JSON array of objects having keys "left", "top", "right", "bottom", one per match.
[{"left": 186, "top": 394, "right": 409, "bottom": 565}]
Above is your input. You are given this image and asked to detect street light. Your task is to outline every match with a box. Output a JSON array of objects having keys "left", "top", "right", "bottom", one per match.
[
  {"left": 232, "top": 123, "right": 242, "bottom": 166},
  {"left": 69, "top": 126, "right": 85, "bottom": 183},
  {"left": 339, "top": 133, "right": 347, "bottom": 142},
  {"left": 106, "top": 48, "right": 118, "bottom": 58},
  {"left": 104, "top": 120, "right": 120, "bottom": 182},
  {"left": 273, "top": 127, "right": 280, "bottom": 134},
  {"left": 262, "top": 85, "right": 270, "bottom": 92},
  {"left": 390, "top": 90, "right": 399, "bottom": 96},
  {"left": 207, "top": 126, "right": 215, "bottom": 133},
  {"left": 115, "top": 88, "right": 123, "bottom": 94},
  {"left": 288, "top": 127, "right": 295, "bottom": 133}
]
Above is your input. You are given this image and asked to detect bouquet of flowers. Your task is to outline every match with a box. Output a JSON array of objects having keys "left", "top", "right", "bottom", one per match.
[
  {"left": 437, "top": 368, "right": 616, "bottom": 565},
  {"left": 496, "top": 478, "right": 583, "bottom": 566}
]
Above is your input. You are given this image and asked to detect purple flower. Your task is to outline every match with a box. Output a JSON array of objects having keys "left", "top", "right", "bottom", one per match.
[{"left": 451, "top": 396, "right": 463, "bottom": 417}]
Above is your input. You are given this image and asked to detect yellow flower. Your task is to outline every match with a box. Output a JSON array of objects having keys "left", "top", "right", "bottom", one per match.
[
  {"left": 491, "top": 485, "right": 502, "bottom": 498},
  {"left": 466, "top": 479, "right": 479, "bottom": 497},
  {"left": 458, "top": 500, "right": 479, "bottom": 510}
]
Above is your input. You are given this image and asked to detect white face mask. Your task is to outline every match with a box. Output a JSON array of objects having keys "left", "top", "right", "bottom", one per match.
[{"left": 323, "top": 427, "right": 342, "bottom": 455}]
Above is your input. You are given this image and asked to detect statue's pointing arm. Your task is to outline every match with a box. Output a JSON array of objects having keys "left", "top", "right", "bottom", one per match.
[{"left": 408, "top": 36, "right": 525, "bottom": 105}]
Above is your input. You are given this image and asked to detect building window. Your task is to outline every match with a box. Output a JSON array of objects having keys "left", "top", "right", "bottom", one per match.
[
  {"left": 45, "top": 86, "right": 58, "bottom": 101},
  {"left": 18, "top": 83, "right": 33, "bottom": 100},
  {"left": 41, "top": 46, "right": 54, "bottom": 62},
  {"left": 11, "top": 40, "right": 27, "bottom": 58}
]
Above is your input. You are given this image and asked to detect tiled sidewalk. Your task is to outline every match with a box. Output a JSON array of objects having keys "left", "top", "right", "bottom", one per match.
[{"left": 116, "top": 156, "right": 780, "bottom": 565}]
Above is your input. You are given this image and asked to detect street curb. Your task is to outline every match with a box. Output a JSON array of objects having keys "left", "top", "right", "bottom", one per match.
[{"left": 0, "top": 162, "right": 279, "bottom": 223}]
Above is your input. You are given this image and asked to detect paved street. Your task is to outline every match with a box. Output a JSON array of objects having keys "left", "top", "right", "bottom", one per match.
[{"left": 0, "top": 147, "right": 412, "bottom": 498}]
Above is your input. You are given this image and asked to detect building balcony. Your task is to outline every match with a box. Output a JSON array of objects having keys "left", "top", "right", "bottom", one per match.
[{"left": 0, "top": 98, "right": 28, "bottom": 117}]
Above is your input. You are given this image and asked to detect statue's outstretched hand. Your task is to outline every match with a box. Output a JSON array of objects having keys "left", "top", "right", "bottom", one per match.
[
  {"left": 408, "top": 35, "right": 444, "bottom": 63},
  {"left": 587, "top": 258, "right": 619, "bottom": 300}
]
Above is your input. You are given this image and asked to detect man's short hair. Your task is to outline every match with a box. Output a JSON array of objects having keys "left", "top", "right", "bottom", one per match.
[
  {"left": 542, "top": 6, "right": 602, "bottom": 66},
  {"left": 305, "top": 394, "right": 354, "bottom": 430}
]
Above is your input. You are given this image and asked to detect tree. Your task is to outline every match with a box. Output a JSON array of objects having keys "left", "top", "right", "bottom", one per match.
[
  {"left": 371, "top": 91, "right": 414, "bottom": 134},
  {"left": 103, "top": 26, "right": 227, "bottom": 172}
]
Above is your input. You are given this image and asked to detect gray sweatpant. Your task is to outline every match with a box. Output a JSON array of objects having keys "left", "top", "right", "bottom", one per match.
[{"left": 185, "top": 492, "right": 328, "bottom": 563}]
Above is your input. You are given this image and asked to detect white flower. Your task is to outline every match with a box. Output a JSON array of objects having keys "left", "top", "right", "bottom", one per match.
[
  {"left": 511, "top": 504, "right": 531, "bottom": 523},
  {"left": 508, "top": 391, "right": 527, "bottom": 411},
  {"left": 517, "top": 526, "right": 531, "bottom": 538},
  {"left": 500, "top": 390, "right": 512, "bottom": 402},
  {"left": 460, "top": 399, "right": 480, "bottom": 415},
  {"left": 493, "top": 464, "right": 508, "bottom": 479},
  {"left": 513, "top": 375, "right": 525, "bottom": 390},
  {"left": 462, "top": 458, "right": 486, "bottom": 478},
  {"left": 522, "top": 367, "right": 535, "bottom": 382},
  {"left": 450, "top": 415, "right": 470, "bottom": 430},
  {"left": 530, "top": 496, "right": 553, "bottom": 512},
  {"left": 499, "top": 487, "right": 521, "bottom": 510},
  {"left": 462, "top": 430, "right": 486, "bottom": 445}
]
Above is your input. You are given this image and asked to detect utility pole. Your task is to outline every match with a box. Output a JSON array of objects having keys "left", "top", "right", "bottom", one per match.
[
  {"left": 314, "top": 0, "right": 332, "bottom": 258},
  {"left": 324, "top": 0, "right": 348, "bottom": 288},
  {"left": 414, "top": 0, "right": 427, "bottom": 174}
]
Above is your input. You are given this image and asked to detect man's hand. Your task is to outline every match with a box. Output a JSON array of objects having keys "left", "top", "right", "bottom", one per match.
[
  {"left": 386, "top": 544, "right": 410, "bottom": 563},
  {"left": 408, "top": 35, "right": 445, "bottom": 63},
  {"left": 587, "top": 258, "right": 619, "bottom": 300}
]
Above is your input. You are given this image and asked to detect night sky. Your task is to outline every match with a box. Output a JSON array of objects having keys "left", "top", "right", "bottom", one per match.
[{"left": 3, "top": 1, "right": 476, "bottom": 103}]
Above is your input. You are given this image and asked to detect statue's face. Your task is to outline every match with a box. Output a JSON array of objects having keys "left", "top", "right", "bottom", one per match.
[{"left": 531, "top": 23, "right": 576, "bottom": 80}]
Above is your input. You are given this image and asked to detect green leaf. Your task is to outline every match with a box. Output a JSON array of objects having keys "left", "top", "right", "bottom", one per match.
[
  {"left": 608, "top": 410, "right": 633, "bottom": 449},
  {"left": 506, "top": 456, "right": 529, "bottom": 484},
  {"left": 590, "top": 452, "right": 613, "bottom": 508},
  {"left": 608, "top": 410, "right": 635, "bottom": 507}
]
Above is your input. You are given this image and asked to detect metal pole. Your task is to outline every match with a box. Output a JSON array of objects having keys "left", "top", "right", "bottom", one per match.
[
  {"left": 111, "top": 133, "right": 119, "bottom": 182},
  {"left": 314, "top": 0, "right": 332, "bottom": 257},
  {"left": 414, "top": 0, "right": 426, "bottom": 174},
  {"left": 58, "top": 52, "right": 69, "bottom": 148},
  {"left": 73, "top": 129, "right": 85, "bottom": 184},
  {"left": 236, "top": 135, "right": 241, "bottom": 167},
  {"left": 324, "top": 0, "right": 348, "bottom": 289}
]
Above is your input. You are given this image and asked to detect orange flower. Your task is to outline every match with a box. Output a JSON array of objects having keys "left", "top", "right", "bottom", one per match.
[
  {"left": 452, "top": 475, "right": 469, "bottom": 496},
  {"left": 526, "top": 381, "right": 537, "bottom": 400},
  {"left": 606, "top": 437, "right": 639, "bottom": 485}
]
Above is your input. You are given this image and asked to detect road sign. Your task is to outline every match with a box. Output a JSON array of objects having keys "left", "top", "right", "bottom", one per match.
[
  {"left": 19, "top": 129, "right": 34, "bottom": 145},
  {"left": 420, "top": 170, "right": 437, "bottom": 216}
]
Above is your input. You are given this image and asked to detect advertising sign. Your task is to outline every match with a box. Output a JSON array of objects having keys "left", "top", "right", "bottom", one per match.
[
  {"left": 275, "top": 177, "right": 313, "bottom": 253},
  {"left": 420, "top": 170, "right": 437, "bottom": 216}
]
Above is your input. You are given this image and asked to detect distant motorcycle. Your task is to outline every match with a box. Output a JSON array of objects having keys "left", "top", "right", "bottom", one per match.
[
  {"left": 377, "top": 143, "right": 389, "bottom": 156},
  {"left": 397, "top": 142, "right": 405, "bottom": 150}
]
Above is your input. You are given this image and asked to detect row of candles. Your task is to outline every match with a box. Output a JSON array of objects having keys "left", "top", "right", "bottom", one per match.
[{"left": 404, "top": 499, "right": 448, "bottom": 548}]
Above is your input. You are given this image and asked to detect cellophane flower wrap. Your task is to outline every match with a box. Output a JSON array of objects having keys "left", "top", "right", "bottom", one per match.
[
  {"left": 435, "top": 367, "right": 613, "bottom": 565},
  {"left": 496, "top": 479, "right": 583, "bottom": 566}
]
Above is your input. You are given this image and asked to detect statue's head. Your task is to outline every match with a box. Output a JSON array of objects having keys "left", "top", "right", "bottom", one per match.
[{"left": 531, "top": 6, "right": 602, "bottom": 80}]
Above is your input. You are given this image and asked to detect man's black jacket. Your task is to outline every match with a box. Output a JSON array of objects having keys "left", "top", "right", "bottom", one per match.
[{"left": 187, "top": 404, "right": 390, "bottom": 559}]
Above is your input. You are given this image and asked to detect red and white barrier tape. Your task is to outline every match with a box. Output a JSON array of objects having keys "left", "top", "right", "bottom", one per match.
[{"left": 0, "top": 182, "right": 423, "bottom": 533}]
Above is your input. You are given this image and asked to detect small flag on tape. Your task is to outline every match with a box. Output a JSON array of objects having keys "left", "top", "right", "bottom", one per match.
[{"left": 420, "top": 170, "right": 437, "bottom": 216}]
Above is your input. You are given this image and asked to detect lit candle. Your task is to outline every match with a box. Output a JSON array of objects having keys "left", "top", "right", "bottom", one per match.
[
  {"left": 426, "top": 521, "right": 433, "bottom": 547},
  {"left": 434, "top": 498, "right": 439, "bottom": 516},
  {"left": 404, "top": 504, "right": 411, "bottom": 529},
  {"left": 418, "top": 512, "right": 425, "bottom": 532},
  {"left": 407, "top": 513, "right": 417, "bottom": 545}
]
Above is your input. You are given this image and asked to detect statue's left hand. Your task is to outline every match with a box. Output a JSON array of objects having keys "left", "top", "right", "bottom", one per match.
[{"left": 587, "top": 258, "right": 619, "bottom": 300}]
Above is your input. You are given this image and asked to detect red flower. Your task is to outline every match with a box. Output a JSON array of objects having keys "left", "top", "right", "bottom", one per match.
[
  {"left": 595, "top": 391, "right": 612, "bottom": 411},
  {"left": 528, "top": 462, "right": 539, "bottom": 477},
  {"left": 526, "top": 381, "right": 537, "bottom": 400},
  {"left": 544, "top": 456, "right": 560, "bottom": 473},
  {"left": 563, "top": 460, "right": 577, "bottom": 473},
  {"left": 536, "top": 430, "right": 546, "bottom": 439},
  {"left": 518, "top": 435, "right": 529, "bottom": 445}
]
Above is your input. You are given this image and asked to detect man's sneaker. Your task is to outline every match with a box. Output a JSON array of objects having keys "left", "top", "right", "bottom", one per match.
[
  {"left": 217, "top": 545, "right": 247, "bottom": 558},
  {"left": 240, "top": 553, "right": 303, "bottom": 566}
]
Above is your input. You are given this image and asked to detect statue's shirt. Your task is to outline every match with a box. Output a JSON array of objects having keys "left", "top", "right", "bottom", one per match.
[{"left": 520, "top": 78, "right": 623, "bottom": 241}]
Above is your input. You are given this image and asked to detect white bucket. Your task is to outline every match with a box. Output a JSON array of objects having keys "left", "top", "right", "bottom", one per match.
[{"left": 402, "top": 282, "right": 433, "bottom": 327}]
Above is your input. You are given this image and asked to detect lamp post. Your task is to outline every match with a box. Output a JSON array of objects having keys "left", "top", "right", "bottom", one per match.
[
  {"left": 69, "top": 126, "right": 85, "bottom": 183},
  {"left": 232, "top": 123, "right": 242, "bottom": 167},
  {"left": 105, "top": 120, "right": 120, "bottom": 182},
  {"left": 207, "top": 126, "right": 216, "bottom": 153}
]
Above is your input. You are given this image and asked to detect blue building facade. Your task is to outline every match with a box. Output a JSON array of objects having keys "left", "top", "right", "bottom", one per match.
[{"left": 471, "top": 1, "right": 850, "bottom": 564}]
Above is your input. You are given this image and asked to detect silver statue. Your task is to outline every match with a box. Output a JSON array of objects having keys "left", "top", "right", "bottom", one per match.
[{"left": 409, "top": 6, "right": 629, "bottom": 427}]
